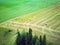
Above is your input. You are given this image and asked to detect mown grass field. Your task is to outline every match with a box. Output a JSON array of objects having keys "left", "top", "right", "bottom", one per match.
[{"left": 0, "top": 0, "right": 60, "bottom": 23}]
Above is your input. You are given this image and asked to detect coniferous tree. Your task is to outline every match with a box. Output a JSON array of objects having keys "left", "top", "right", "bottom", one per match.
[
  {"left": 21, "top": 35, "right": 26, "bottom": 45},
  {"left": 26, "top": 32, "right": 29, "bottom": 45},
  {"left": 24, "top": 32, "right": 28, "bottom": 45},
  {"left": 21, "top": 30, "right": 26, "bottom": 45},
  {"left": 39, "top": 35, "right": 43, "bottom": 45},
  {"left": 16, "top": 30, "right": 21, "bottom": 45},
  {"left": 32, "top": 35, "right": 37, "bottom": 45},
  {"left": 28, "top": 28, "right": 32, "bottom": 45},
  {"left": 43, "top": 35, "right": 46, "bottom": 45}
]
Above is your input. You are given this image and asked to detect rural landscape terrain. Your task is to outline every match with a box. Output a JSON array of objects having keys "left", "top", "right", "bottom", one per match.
[{"left": 0, "top": 0, "right": 60, "bottom": 45}]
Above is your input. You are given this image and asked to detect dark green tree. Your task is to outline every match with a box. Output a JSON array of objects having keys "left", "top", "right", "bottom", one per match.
[
  {"left": 21, "top": 35, "right": 26, "bottom": 45},
  {"left": 21, "top": 30, "right": 26, "bottom": 45},
  {"left": 25, "top": 32, "right": 29, "bottom": 45},
  {"left": 43, "top": 35, "right": 46, "bottom": 45},
  {"left": 39, "top": 35, "right": 43, "bottom": 45},
  {"left": 32, "top": 35, "right": 37, "bottom": 45},
  {"left": 16, "top": 30, "right": 21, "bottom": 45},
  {"left": 28, "top": 28, "right": 32, "bottom": 45}
]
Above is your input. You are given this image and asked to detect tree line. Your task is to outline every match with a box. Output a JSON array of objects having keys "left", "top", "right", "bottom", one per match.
[{"left": 16, "top": 28, "right": 46, "bottom": 45}]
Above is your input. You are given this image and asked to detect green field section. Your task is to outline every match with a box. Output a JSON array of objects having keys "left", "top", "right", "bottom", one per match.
[
  {"left": 0, "top": 2, "right": 60, "bottom": 45},
  {"left": 0, "top": 27, "right": 17, "bottom": 45},
  {"left": 0, "top": 0, "right": 60, "bottom": 23}
]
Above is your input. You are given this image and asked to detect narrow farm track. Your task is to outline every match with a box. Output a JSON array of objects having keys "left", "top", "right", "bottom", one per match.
[{"left": 0, "top": 2, "right": 60, "bottom": 45}]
